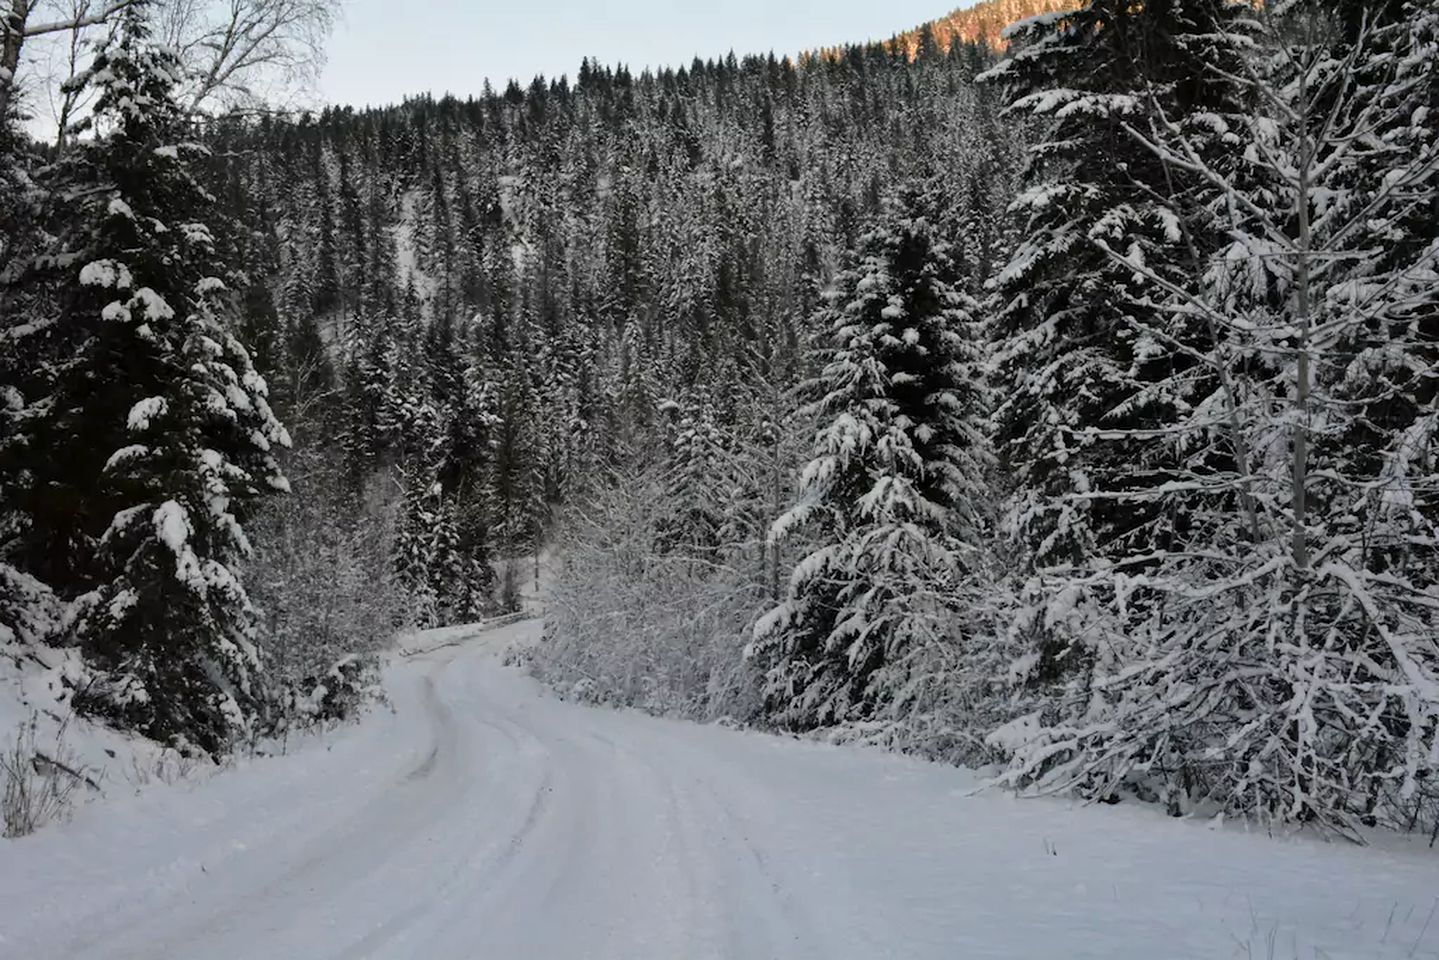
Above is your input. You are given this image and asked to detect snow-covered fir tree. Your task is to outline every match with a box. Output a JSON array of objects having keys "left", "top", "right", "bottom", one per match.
[
  {"left": 977, "top": 0, "right": 1259, "bottom": 800},
  {"left": 981, "top": 0, "right": 1253, "bottom": 572},
  {"left": 987, "top": 0, "right": 1439, "bottom": 836},
  {"left": 4, "top": 12, "right": 290, "bottom": 753},
  {"left": 749, "top": 188, "right": 992, "bottom": 731},
  {"left": 656, "top": 387, "right": 733, "bottom": 561}
]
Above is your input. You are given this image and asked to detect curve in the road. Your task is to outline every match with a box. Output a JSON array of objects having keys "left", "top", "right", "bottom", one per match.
[{"left": 4, "top": 619, "right": 1438, "bottom": 960}]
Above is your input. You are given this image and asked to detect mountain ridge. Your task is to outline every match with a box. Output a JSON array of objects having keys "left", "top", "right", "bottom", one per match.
[
  {"left": 900, "top": 0, "right": 1073, "bottom": 52},
  {"left": 813, "top": 0, "right": 1073, "bottom": 61}
]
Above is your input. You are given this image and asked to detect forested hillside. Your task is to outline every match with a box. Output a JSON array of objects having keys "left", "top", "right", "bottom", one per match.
[
  {"left": 207, "top": 36, "right": 1021, "bottom": 650},
  {"left": 1, "top": 3, "right": 1020, "bottom": 767}
]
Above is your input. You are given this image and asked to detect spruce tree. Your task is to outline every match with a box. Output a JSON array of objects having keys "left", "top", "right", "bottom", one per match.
[
  {"left": 12, "top": 13, "right": 290, "bottom": 753},
  {"left": 749, "top": 190, "right": 991, "bottom": 730},
  {"left": 978, "top": 0, "right": 1256, "bottom": 782},
  {"left": 983, "top": 0, "right": 1252, "bottom": 573},
  {"left": 394, "top": 470, "right": 444, "bottom": 627},
  {"left": 0, "top": 103, "right": 53, "bottom": 650},
  {"left": 657, "top": 388, "right": 732, "bottom": 561},
  {"left": 990, "top": 0, "right": 1439, "bottom": 835}
]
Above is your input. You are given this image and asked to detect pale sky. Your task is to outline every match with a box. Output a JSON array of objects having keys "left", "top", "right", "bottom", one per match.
[{"left": 320, "top": 0, "right": 956, "bottom": 109}]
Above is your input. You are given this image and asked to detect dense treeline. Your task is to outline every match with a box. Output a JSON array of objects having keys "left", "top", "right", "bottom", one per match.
[
  {"left": 982, "top": 0, "right": 1438, "bottom": 838},
  {"left": 535, "top": 0, "right": 1439, "bottom": 840},
  {"left": 209, "top": 35, "right": 1023, "bottom": 649}
]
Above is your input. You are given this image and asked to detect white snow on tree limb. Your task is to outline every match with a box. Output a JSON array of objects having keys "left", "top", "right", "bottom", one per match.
[
  {"left": 79, "top": 259, "right": 133, "bottom": 289},
  {"left": 126, "top": 397, "right": 168, "bottom": 432}
]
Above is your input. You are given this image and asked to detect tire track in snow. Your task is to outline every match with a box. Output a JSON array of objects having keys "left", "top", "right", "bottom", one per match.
[
  {"left": 331, "top": 767, "right": 557, "bottom": 960},
  {"left": 108, "top": 656, "right": 474, "bottom": 960},
  {"left": 323, "top": 649, "right": 569, "bottom": 960}
]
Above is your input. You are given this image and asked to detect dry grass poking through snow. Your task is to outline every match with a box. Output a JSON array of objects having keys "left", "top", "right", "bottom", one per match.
[{"left": 1, "top": 714, "right": 95, "bottom": 837}]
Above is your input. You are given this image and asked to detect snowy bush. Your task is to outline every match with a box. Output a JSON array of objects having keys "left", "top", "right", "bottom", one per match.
[
  {"left": 531, "top": 458, "right": 768, "bottom": 724},
  {"left": 270, "top": 654, "right": 383, "bottom": 736},
  {"left": 0, "top": 565, "right": 62, "bottom": 649},
  {"left": 247, "top": 461, "right": 408, "bottom": 681}
]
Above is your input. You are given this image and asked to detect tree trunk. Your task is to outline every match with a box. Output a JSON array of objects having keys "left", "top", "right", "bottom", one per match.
[
  {"left": 769, "top": 427, "right": 783, "bottom": 602},
  {"left": 0, "top": 0, "right": 31, "bottom": 121},
  {"left": 1292, "top": 87, "right": 1314, "bottom": 574}
]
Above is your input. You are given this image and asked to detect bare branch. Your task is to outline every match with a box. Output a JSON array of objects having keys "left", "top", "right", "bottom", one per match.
[{"left": 21, "top": 0, "right": 135, "bottom": 36}]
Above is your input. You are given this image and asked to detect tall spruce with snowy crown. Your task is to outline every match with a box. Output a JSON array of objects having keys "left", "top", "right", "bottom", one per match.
[
  {"left": 749, "top": 188, "right": 992, "bottom": 731},
  {"left": 978, "top": 0, "right": 1253, "bottom": 772},
  {"left": 982, "top": 0, "right": 1253, "bottom": 571},
  {"left": 5, "top": 11, "right": 290, "bottom": 753},
  {"left": 976, "top": 0, "right": 1258, "bottom": 784}
]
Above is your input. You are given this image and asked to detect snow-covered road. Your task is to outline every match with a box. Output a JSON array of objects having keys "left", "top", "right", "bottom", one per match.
[{"left": 4, "top": 619, "right": 1438, "bottom": 960}]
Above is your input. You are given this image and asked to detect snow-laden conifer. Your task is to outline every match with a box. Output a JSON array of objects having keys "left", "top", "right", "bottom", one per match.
[
  {"left": 990, "top": 0, "right": 1439, "bottom": 836},
  {"left": 750, "top": 188, "right": 992, "bottom": 730},
  {"left": 21, "top": 12, "right": 290, "bottom": 753}
]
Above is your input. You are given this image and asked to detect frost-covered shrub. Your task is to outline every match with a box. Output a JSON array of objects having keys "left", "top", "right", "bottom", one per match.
[
  {"left": 270, "top": 654, "right": 383, "bottom": 735},
  {"left": 243, "top": 450, "right": 408, "bottom": 739},
  {"left": 989, "top": 561, "right": 1439, "bottom": 838},
  {"left": 530, "top": 463, "right": 766, "bottom": 724},
  {"left": 247, "top": 462, "right": 408, "bottom": 688},
  {"left": 0, "top": 565, "right": 61, "bottom": 649}
]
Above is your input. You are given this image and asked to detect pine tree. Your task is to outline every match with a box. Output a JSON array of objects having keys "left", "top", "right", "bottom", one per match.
[
  {"left": 11, "top": 13, "right": 290, "bottom": 753},
  {"left": 395, "top": 470, "right": 443, "bottom": 627},
  {"left": 656, "top": 388, "right": 731, "bottom": 560},
  {"left": 982, "top": 0, "right": 1252, "bottom": 572},
  {"left": 0, "top": 103, "right": 53, "bottom": 651},
  {"left": 978, "top": 0, "right": 1258, "bottom": 778},
  {"left": 989, "top": 0, "right": 1439, "bottom": 835},
  {"left": 749, "top": 190, "right": 991, "bottom": 730}
]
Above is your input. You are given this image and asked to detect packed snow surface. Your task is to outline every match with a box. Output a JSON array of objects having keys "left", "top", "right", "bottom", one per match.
[{"left": 3, "top": 620, "right": 1436, "bottom": 960}]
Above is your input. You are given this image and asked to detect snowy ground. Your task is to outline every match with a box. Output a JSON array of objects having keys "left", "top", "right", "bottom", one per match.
[
  {"left": 0, "top": 642, "right": 194, "bottom": 808},
  {"left": 2, "top": 619, "right": 1437, "bottom": 960}
]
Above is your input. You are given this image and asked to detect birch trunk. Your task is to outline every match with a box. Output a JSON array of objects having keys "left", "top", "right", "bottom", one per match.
[{"left": 0, "top": 0, "right": 31, "bottom": 120}]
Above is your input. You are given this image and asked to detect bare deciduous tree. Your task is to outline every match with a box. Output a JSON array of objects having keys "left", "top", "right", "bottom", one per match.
[
  {"left": 2, "top": 0, "right": 338, "bottom": 135},
  {"left": 154, "top": 0, "right": 337, "bottom": 113},
  {"left": 1, "top": 0, "right": 137, "bottom": 119}
]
